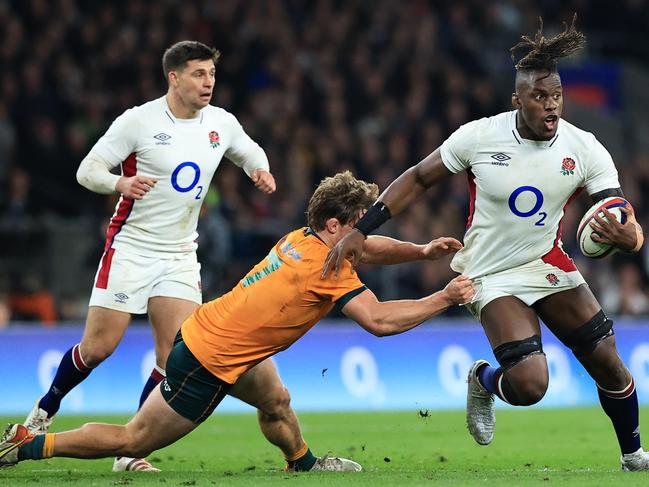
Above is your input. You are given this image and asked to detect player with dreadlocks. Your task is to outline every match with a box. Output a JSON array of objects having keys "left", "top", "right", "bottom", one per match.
[{"left": 322, "top": 15, "right": 647, "bottom": 470}]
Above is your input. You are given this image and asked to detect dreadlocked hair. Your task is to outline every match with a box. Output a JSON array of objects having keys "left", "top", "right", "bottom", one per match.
[{"left": 511, "top": 14, "right": 586, "bottom": 72}]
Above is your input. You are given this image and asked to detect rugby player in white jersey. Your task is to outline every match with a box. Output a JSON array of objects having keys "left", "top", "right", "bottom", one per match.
[
  {"left": 20, "top": 40, "right": 361, "bottom": 474},
  {"left": 322, "top": 17, "right": 648, "bottom": 471}
]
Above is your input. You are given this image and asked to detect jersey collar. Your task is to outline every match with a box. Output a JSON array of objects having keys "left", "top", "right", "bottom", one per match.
[
  {"left": 304, "top": 226, "right": 328, "bottom": 246},
  {"left": 510, "top": 110, "right": 560, "bottom": 148},
  {"left": 162, "top": 96, "right": 205, "bottom": 125}
]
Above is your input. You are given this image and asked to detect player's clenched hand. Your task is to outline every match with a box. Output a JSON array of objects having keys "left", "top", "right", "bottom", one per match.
[
  {"left": 441, "top": 275, "right": 475, "bottom": 306},
  {"left": 322, "top": 229, "right": 366, "bottom": 279},
  {"left": 590, "top": 205, "right": 641, "bottom": 252},
  {"left": 422, "top": 237, "right": 463, "bottom": 260},
  {"left": 116, "top": 175, "right": 158, "bottom": 200},
  {"left": 252, "top": 169, "right": 276, "bottom": 194}
]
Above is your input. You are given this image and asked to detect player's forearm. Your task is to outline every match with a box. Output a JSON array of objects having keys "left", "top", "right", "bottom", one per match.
[
  {"left": 370, "top": 291, "right": 452, "bottom": 336},
  {"left": 228, "top": 142, "right": 270, "bottom": 178},
  {"left": 630, "top": 221, "right": 644, "bottom": 252},
  {"left": 241, "top": 150, "right": 270, "bottom": 179},
  {"left": 360, "top": 236, "right": 425, "bottom": 265},
  {"left": 76, "top": 153, "right": 120, "bottom": 194}
]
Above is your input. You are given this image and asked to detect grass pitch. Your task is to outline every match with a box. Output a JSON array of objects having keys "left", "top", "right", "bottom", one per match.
[{"left": 2, "top": 408, "right": 649, "bottom": 486}]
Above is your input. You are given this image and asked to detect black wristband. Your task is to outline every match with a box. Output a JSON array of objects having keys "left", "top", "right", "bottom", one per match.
[{"left": 354, "top": 202, "right": 392, "bottom": 236}]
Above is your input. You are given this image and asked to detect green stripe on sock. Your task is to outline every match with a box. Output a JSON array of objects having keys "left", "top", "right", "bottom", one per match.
[
  {"left": 18, "top": 434, "right": 46, "bottom": 460},
  {"left": 290, "top": 448, "right": 317, "bottom": 471}
]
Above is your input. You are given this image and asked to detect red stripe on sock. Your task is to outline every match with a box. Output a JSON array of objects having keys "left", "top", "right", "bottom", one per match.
[
  {"left": 599, "top": 377, "right": 635, "bottom": 399},
  {"left": 150, "top": 368, "right": 165, "bottom": 383},
  {"left": 72, "top": 344, "right": 91, "bottom": 372}
]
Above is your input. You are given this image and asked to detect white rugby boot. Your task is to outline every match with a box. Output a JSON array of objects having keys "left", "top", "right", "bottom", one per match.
[
  {"left": 621, "top": 447, "right": 649, "bottom": 471},
  {"left": 309, "top": 455, "right": 362, "bottom": 472},
  {"left": 112, "top": 456, "right": 161, "bottom": 472},
  {"left": 23, "top": 399, "right": 53, "bottom": 434},
  {"left": 466, "top": 359, "right": 496, "bottom": 445}
]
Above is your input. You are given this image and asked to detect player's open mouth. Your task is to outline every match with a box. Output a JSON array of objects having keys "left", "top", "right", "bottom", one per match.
[
  {"left": 544, "top": 115, "right": 558, "bottom": 131},
  {"left": 200, "top": 93, "right": 212, "bottom": 100}
]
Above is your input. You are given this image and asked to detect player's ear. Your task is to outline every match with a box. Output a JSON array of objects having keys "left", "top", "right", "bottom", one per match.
[
  {"left": 512, "top": 92, "right": 521, "bottom": 109},
  {"left": 324, "top": 218, "right": 340, "bottom": 234},
  {"left": 169, "top": 71, "right": 178, "bottom": 87}
]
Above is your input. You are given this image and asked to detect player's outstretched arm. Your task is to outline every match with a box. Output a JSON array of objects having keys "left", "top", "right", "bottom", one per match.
[
  {"left": 341, "top": 275, "right": 474, "bottom": 337},
  {"left": 360, "top": 236, "right": 463, "bottom": 265},
  {"left": 322, "top": 149, "right": 453, "bottom": 278}
]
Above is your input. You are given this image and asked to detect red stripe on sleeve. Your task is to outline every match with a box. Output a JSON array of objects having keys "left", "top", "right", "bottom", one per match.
[{"left": 465, "top": 170, "right": 476, "bottom": 229}]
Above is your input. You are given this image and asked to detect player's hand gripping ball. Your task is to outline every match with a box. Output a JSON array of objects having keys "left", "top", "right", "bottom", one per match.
[{"left": 576, "top": 197, "right": 628, "bottom": 258}]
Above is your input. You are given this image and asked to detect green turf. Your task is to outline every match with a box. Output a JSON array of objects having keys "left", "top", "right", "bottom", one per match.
[{"left": 2, "top": 408, "right": 649, "bottom": 486}]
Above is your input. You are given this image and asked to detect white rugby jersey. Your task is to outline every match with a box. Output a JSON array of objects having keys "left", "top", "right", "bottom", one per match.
[
  {"left": 89, "top": 96, "right": 268, "bottom": 256},
  {"left": 440, "top": 110, "right": 619, "bottom": 279}
]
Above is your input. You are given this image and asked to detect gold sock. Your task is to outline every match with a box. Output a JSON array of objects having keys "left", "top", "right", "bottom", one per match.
[
  {"left": 285, "top": 442, "right": 309, "bottom": 462},
  {"left": 42, "top": 433, "right": 56, "bottom": 458}
]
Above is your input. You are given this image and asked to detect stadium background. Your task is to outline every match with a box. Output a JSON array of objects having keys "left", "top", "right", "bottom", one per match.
[{"left": 1, "top": 0, "right": 649, "bottom": 416}]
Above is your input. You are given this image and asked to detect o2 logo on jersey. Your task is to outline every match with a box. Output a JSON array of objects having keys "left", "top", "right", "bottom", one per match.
[
  {"left": 508, "top": 185, "right": 546, "bottom": 226},
  {"left": 171, "top": 161, "right": 203, "bottom": 200}
]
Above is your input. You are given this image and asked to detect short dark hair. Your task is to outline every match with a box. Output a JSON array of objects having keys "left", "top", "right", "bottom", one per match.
[
  {"left": 307, "top": 171, "right": 379, "bottom": 231},
  {"left": 162, "top": 41, "right": 221, "bottom": 78},
  {"left": 510, "top": 14, "right": 586, "bottom": 73}
]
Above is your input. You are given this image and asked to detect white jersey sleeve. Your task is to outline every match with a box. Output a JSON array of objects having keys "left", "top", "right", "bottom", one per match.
[
  {"left": 583, "top": 135, "right": 620, "bottom": 195},
  {"left": 89, "top": 108, "right": 141, "bottom": 167},
  {"left": 224, "top": 113, "right": 269, "bottom": 177},
  {"left": 76, "top": 153, "right": 121, "bottom": 194},
  {"left": 440, "top": 119, "right": 482, "bottom": 173}
]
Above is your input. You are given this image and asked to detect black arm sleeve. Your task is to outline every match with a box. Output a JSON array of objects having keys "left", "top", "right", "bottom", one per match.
[
  {"left": 354, "top": 202, "right": 392, "bottom": 237},
  {"left": 590, "top": 187, "right": 624, "bottom": 205}
]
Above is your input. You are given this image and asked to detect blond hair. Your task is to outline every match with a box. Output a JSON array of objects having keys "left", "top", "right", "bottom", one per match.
[{"left": 307, "top": 171, "right": 379, "bottom": 230}]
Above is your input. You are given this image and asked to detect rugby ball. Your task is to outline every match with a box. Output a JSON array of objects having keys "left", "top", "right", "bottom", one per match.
[{"left": 576, "top": 197, "right": 628, "bottom": 258}]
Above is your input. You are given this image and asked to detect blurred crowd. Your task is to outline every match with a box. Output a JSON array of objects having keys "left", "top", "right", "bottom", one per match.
[{"left": 1, "top": 0, "right": 649, "bottom": 324}]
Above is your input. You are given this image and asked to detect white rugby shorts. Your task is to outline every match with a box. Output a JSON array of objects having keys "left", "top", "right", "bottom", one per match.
[
  {"left": 464, "top": 257, "right": 586, "bottom": 320},
  {"left": 89, "top": 247, "right": 202, "bottom": 314}
]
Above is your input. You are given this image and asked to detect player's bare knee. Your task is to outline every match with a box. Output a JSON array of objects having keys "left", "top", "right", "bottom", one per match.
[
  {"left": 494, "top": 335, "right": 547, "bottom": 405},
  {"left": 508, "top": 373, "right": 547, "bottom": 406},
  {"left": 505, "top": 355, "right": 548, "bottom": 405}
]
